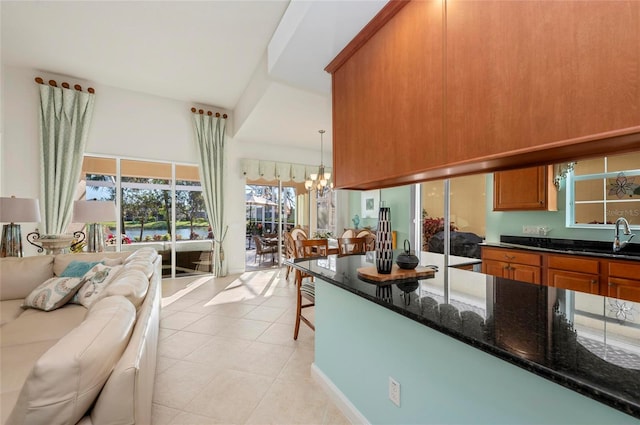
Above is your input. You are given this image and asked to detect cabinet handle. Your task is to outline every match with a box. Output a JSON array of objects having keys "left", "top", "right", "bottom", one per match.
[
  {"left": 504, "top": 255, "right": 515, "bottom": 260},
  {"left": 539, "top": 200, "right": 544, "bottom": 204},
  {"left": 590, "top": 279, "right": 597, "bottom": 285}
]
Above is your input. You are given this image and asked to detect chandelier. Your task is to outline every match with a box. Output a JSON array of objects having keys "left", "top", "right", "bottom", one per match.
[{"left": 305, "top": 129, "right": 333, "bottom": 197}]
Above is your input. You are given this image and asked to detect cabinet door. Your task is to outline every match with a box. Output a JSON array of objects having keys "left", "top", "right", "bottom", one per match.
[
  {"left": 445, "top": 1, "right": 640, "bottom": 164},
  {"left": 493, "top": 166, "right": 557, "bottom": 211},
  {"left": 510, "top": 264, "right": 541, "bottom": 285},
  {"left": 608, "top": 277, "right": 640, "bottom": 303},
  {"left": 547, "top": 269, "right": 599, "bottom": 295},
  {"left": 482, "top": 259, "right": 508, "bottom": 278},
  {"left": 329, "top": 0, "right": 444, "bottom": 189}
]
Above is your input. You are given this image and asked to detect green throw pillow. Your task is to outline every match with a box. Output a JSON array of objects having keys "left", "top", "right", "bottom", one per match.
[{"left": 60, "top": 261, "right": 102, "bottom": 277}]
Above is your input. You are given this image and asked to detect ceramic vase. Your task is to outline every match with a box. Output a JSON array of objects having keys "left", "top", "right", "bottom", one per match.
[{"left": 376, "top": 205, "right": 393, "bottom": 274}]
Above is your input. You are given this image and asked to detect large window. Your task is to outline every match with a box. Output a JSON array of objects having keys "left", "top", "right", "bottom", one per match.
[
  {"left": 567, "top": 152, "right": 640, "bottom": 228},
  {"left": 81, "top": 156, "right": 211, "bottom": 277}
]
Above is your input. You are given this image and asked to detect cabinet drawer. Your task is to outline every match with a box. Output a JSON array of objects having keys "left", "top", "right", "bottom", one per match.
[
  {"left": 547, "top": 255, "right": 600, "bottom": 274},
  {"left": 609, "top": 261, "right": 640, "bottom": 280},
  {"left": 608, "top": 277, "right": 640, "bottom": 303},
  {"left": 482, "top": 248, "right": 541, "bottom": 266},
  {"left": 547, "top": 269, "right": 599, "bottom": 294}
]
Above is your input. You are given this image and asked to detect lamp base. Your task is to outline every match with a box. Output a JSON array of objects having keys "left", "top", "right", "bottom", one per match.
[
  {"left": 1, "top": 224, "right": 23, "bottom": 257},
  {"left": 87, "top": 223, "right": 105, "bottom": 252}
]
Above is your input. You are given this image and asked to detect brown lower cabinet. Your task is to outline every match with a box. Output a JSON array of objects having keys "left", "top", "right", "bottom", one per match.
[
  {"left": 481, "top": 246, "right": 640, "bottom": 302},
  {"left": 608, "top": 261, "right": 640, "bottom": 302},
  {"left": 481, "top": 247, "right": 541, "bottom": 284},
  {"left": 546, "top": 255, "right": 600, "bottom": 295}
]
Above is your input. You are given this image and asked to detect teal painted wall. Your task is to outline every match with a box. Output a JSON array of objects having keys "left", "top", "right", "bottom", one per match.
[
  {"left": 485, "top": 174, "right": 639, "bottom": 245},
  {"left": 346, "top": 187, "right": 413, "bottom": 246},
  {"left": 381, "top": 186, "right": 412, "bottom": 247},
  {"left": 315, "top": 280, "right": 639, "bottom": 424}
]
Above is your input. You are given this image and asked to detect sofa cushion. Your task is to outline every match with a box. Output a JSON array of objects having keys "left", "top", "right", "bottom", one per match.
[
  {"left": 90, "top": 267, "right": 160, "bottom": 425},
  {"left": 99, "top": 269, "right": 149, "bottom": 309},
  {"left": 0, "top": 256, "right": 54, "bottom": 301},
  {"left": 123, "top": 247, "right": 158, "bottom": 265},
  {"left": 53, "top": 252, "right": 129, "bottom": 277},
  {"left": 1, "top": 304, "right": 87, "bottom": 347},
  {"left": 1, "top": 300, "right": 26, "bottom": 326},
  {"left": 1, "top": 340, "right": 59, "bottom": 425},
  {"left": 22, "top": 277, "right": 85, "bottom": 312},
  {"left": 7, "top": 295, "right": 136, "bottom": 425},
  {"left": 121, "top": 248, "right": 157, "bottom": 279},
  {"left": 59, "top": 260, "right": 102, "bottom": 277},
  {"left": 72, "top": 264, "right": 123, "bottom": 308}
]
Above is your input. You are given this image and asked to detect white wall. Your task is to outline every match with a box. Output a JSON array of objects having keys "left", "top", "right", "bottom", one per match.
[{"left": 1, "top": 65, "right": 320, "bottom": 272}]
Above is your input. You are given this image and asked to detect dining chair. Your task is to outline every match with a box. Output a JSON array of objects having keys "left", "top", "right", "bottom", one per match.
[
  {"left": 356, "top": 229, "right": 376, "bottom": 251},
  {"left": 337, "top": 237, "right": 368, "bottom": 255},
  {"left": 291, "top": 226, "right": 308, "bottom": 242},
  {"left": 283, "top": 231, "right": 296, "bottom": 280},
  {"left": 340, "top": 229, "right": 356, "bottom": 239},
  {"left": 253, "top": 235, "right": 277, "bottom": 264},
  {"left": 292, "top": 238, "right": 328, "bottom": 339}
]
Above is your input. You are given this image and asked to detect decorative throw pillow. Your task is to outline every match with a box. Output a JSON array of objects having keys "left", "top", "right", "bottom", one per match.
[
  {"left": 59, "top": 260, "right": 103, "bottom": 277},
  {"left": 73, "top": 264, "right": 123, "bottom": 308},
  {"left": 22, "top": 277, "right": 85, "bottom": 311}
]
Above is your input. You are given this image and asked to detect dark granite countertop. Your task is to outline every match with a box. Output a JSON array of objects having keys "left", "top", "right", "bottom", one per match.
[
  {"left": 289, "top": 253, "right": 640, "bottom": 419},
  {"left": 480, "top": 235, "right": 640, "bottom": 261}
]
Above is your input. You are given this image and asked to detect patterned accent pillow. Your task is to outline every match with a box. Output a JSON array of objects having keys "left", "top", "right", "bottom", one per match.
[
  {"left": 73, "top": 264, "right": 123, "bottom": 308},
  {"left": 22, "top": 277, "right": 85, "bottom": 311}
]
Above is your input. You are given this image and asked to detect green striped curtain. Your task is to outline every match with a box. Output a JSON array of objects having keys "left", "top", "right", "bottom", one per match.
[
  {"left": 192, "top": 112, "right": 227, "bottom": 276},
  {"left": 39, "top": 84, "right": 95, "bottom": 235}
]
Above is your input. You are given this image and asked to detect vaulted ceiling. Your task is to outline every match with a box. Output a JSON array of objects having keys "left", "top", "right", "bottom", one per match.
[{"left": 1, "top": 0, "right": 388, "bottom": 152}]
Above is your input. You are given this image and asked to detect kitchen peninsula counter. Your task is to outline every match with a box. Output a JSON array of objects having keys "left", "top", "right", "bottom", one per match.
[{"left": 290, "top": 254, "right": 640, "bottom": 422}]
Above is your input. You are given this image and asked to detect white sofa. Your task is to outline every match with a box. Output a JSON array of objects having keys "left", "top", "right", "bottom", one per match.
[{"left": 0, "top": 248, "right": 162, "bottom": 425}]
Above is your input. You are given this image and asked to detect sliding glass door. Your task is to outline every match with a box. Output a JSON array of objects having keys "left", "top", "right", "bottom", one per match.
[{"left": 81, "top": 156, "right": 210, "bottom": 277}]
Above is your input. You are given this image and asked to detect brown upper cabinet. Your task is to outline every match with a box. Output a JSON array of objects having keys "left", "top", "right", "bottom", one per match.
[
  {"left": 328, "top": 0, "right": 444, "bottom": 190},
  {"left": 326, "top": 0, "right": 640, "bottom": 190},
  {"left": 493, "top": 166, "right": 557, "bottom": 211}
]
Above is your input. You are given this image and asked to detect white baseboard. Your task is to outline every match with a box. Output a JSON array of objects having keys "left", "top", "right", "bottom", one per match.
[{"left": 311, "top": 363, "right": 370, "bottom": 425}]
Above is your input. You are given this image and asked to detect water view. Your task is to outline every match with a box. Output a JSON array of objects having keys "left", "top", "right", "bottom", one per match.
[{"left": 124, "top": 227, "right": 210, "bottom": 241}]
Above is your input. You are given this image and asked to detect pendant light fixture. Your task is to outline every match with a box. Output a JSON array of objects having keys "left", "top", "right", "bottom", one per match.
[{"left": 305, "top": 129, "right": 333, "bottom": 197}]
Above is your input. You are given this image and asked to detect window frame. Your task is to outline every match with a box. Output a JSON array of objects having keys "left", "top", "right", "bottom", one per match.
[{"left": 566, "top": 158, "right": 640, "bottom": 230}]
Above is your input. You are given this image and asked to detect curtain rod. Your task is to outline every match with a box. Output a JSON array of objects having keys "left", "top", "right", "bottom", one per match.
[
  {"left": 190, "top": 107, "right": 228, "bottom": 119},
  {"left": 35, "top": 77, "right": 95, "bottom": 93}
]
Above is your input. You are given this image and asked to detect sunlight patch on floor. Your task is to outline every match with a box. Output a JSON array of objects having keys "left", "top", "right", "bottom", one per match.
[
  {"left": 161, "top": 275, "right": 214, "bottom": 308},
  {"left": 204, "top": 270, "right": 281, "bottom": 306}
]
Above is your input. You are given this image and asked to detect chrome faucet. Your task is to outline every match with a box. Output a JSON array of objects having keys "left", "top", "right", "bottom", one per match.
[{"left": 613, "top": 217, "right": 635, "bottom": 252}]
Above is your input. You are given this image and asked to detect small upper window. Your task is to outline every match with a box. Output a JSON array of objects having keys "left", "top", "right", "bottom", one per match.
[{"left": 567, "top": 152, "right": 640, "bottom": 228}]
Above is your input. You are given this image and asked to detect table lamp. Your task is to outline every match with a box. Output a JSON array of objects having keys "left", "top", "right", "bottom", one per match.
[
  {"left": 0, "top": 196, "right": 41, "bottom": 257},
  {"left": 73, "top": 200, "right": 117, "bottom": 252}
]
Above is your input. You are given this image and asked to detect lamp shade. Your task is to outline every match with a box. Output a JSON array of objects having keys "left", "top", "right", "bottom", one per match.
[
  {"left": 0, "top": 197, "right": 41, "bottom": 223},
  {"left": 73, "top": 200, "right": 117, "bottom": 223}
]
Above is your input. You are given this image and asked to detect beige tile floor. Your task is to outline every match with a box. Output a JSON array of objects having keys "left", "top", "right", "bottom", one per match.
[{"left": 153, "top": 268, "right": 350, "bottom": 425}]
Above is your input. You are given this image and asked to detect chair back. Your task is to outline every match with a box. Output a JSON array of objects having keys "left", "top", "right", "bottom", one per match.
[
  {"left": 291, "top": 226, "right": 308, "bottom": 241},
  {"left": 356, "top": 230, "right": 376, "bottom": 251},
  {"left": 337, "top": 237, "right": 368, "bottom": 255},
  {"left": 294, "top": 238, "right": 329, "bottom": 259},
  {"left": 340, "top": 229, "right": 356, "bottom": 239},
  {"left": 284, "top": 232, "right": 296, "bottom": 259},
  {"left": 253, "top": 235, "right": 265, "bottom": 253}
]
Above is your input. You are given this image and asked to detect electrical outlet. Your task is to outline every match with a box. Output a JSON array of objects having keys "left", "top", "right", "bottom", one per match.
[
  {"left": 537, "top": 226, "right": 551, "bottom": 236},
  {"left": 389, "top": 376, "right": 400, "bottom": 407},
  {"left": 522, "top": 225, "right": 537, "bottom": 235}
]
